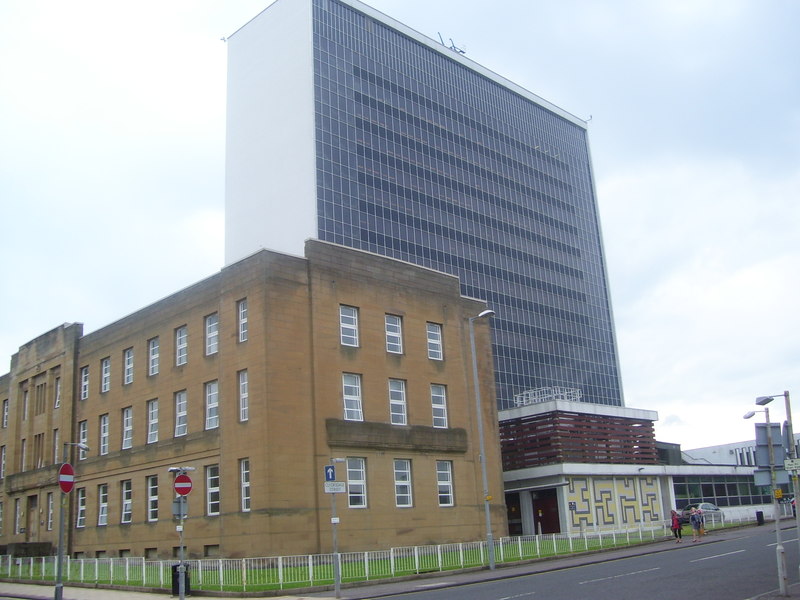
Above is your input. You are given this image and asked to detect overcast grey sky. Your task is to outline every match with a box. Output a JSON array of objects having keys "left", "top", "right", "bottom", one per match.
[{"left": 1, "top": 0, "right": 798, "bottom": 450}]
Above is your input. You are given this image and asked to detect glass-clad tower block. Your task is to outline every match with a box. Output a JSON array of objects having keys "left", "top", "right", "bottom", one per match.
[{"left": 225, "top": 0, "right": 624, "bottom": 407}]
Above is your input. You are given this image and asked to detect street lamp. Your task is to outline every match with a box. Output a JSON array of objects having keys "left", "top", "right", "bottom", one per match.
[
  {"left": 168, "top": 466, "right": 196, "bottom": 600},
  {"left": 756, "top": 391, "right": 799, "bottom": 584},
  {"left": 54, "top": 442, "right": 90, "bottom": 600},
  {"left": 745, "top": 406, "right": 788, "bottom": 596},
  {"left": 468, "top": 308, "right": 496, "bottom": 570}
]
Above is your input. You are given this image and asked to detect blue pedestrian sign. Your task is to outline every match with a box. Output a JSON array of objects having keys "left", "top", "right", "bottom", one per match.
[{"left": 325, "top": 465, "right": 336, "bottom": 481}]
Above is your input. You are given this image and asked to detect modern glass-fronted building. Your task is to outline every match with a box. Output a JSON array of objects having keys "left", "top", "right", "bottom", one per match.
[{"left": 225, "top": 0, "right": 624, "bottom": 407}]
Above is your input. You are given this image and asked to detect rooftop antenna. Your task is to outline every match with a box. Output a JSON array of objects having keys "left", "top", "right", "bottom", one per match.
[{"left": 437, "top": 32, "right": 466, "bottom": 55}]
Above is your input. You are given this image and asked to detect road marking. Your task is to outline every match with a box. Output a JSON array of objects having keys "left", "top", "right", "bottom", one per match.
[
  {"left": 691, "top": 549, "right": 746, "bottom": 562},
  {"left": 580, "top": 567, "right": 660, "bottom": 584},
  {"left": 499, "top": 593, "right": 536, "bottom": 599}
]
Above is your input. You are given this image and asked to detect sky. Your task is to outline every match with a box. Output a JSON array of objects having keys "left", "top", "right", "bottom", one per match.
[{"left": 1, "top": 0, "right": 798, "bottom": 451}]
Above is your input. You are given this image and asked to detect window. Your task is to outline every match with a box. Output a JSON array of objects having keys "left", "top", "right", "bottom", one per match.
[
  {"left": 2, "top": 398, "right": 7, "bottom": 427},
  {"left": 52, "top": 429, "right": 59, "bottom": 463},
  {"left": 121, "top": 480, "right": 132, "bottom": 524},
  {"left": 80, "top": 366, "right": 89, "bottom": 400},
  {"left": 346, "top": 457, "right": 367, "bottom": 508},
  {"left": 20, "top": 439, "right": 26, "bottom": 470},
  {"left": 339, "top": 305, "right": 359, "bottom": 347},
  {"left": 205, "top": 381, "right": 219, "bottom": 430},
  {"left": 393, "top": 459, "right": 413, "bottom": 507},
  {"left": 427, "top": 323, "right": 443, "bottom": 360},
  {"left": 33, "top": 432, "right": 45, "bottom": 468},
  {"left": 0, "top": 445, "right": 5, "bottom": 479},
  {"left": 100, "top": 357, "right": 111, "bottom": 393},
  {"left": 342, "top": 373, "right": 363, "bottom": 421},
  {"left": 389, "top": 379, "right": 407, "bottom": 425},
  {"left": 436, "top": 461, "right": 454, "bottom": 506},
  {"left": 146, "top": 476, "right": 158, "bottom": 522},
  {"left": 148, "top": 337, "right": 159, "bottom": 376},
  {"left": 99, "top": 415, "right": 109, "bottom": 455},
  {"left": 206, "top": 465, "right": 220, "bottom": 516},
  {"left": 78, "top": 420, "right": 88, "bottom": 460},
  {"left": 97, "top": 484, "right": 108, "bottom": 526},
  {"left": 0, "top": 501, "right": 3, "bottom": 535},
  {"left": 14, "top": 498, "right": 21, "bottom": 534},
  {"left": 237, "top": 298, "right": 248, "bottom": 342},
  {"left": 147, "top": 399, "right": 158, "bottom": 444},
  {"left": 123, "top": 348, "right": 134, "bottom": 384},
  {"left": 385, "top": 314, "right": 403, "bottom": 353},
  {"left": 54, "top": 377, "right": 61, "bottom": 408},
  {"left": 174, "top": 391, "right": 188, "bottom": 437},
  {"left": 122, "top": 407, "right": 133, "bottom": 450},
  {"left": 240, "top": 458, "right": 251, "bottom": 512},
  {"left": 76, "top": 488, "right": 86, "bottom": 528},
  {"left": 175, "top": 326, "right": 188, "bottom": 366},
  {"left": 47, "top": 492, "right": 54, "bottom": 530},
  {"left": 431, "top": 384, "right": 448, "bottom": 428},
  {"left": 205, "top": 313, "right": 219, "bottom": 355},
  {"left": 238, "top": 370, "right": 249, "bottom": 422},
  {"left": 22, "top": 389, "right": 28, "bottom": 420}
]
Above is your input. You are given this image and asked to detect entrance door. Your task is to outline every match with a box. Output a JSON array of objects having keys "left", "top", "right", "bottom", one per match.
[
  {"left": 26, "top": 495, "right": 39, "bottom": 542},
  {"left": 532, "top": 488, "right": 560, "bottom": 534}
]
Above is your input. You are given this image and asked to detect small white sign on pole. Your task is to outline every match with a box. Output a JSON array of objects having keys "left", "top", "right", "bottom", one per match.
[
  {"left": 324, "top": 481, "right": 346, "bottom": 494},
  {"left": 784, "top": 458, "right": 800, "bottom": 471}
]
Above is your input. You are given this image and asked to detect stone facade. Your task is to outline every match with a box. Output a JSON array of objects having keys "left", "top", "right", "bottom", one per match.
[{"left": 0, "top": 240, "right": 505, "bottom": 559}]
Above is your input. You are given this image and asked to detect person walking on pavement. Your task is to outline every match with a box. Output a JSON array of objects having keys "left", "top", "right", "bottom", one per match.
[
  {"left": 690, "top": 507, "right": 703, "bottom": 542},
  {"left": 670, "top": 510, "right": 683, "bottom": 543}
]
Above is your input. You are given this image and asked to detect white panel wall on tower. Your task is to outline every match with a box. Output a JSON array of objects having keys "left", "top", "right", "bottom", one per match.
[{"left": 225, "top": 0, "right": 317, "bottom": 264}]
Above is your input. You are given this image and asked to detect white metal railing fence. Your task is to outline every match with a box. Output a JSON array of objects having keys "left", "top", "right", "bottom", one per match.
[{"left": 0, "top": 512, "right": 762, "bottom": 592}]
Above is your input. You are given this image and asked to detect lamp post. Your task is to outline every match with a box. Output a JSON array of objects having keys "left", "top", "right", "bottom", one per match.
[
  {"left": 328, "top": 457, "right": 346, "bottom": 599},
  {"left": 756, "top": 391, "right": 799, "bottom": 584},
  {"left": 745, "top": 406, "right": 788, "bottom": 596},
  {"left": 168, "top": 466, "right": 195, "bottom": 600},
  {"left": 54, "top": 442, "right": 90, "bottom": 600},
  {"left": 468, "top": 308, "right": 496, "bottom": 570}
]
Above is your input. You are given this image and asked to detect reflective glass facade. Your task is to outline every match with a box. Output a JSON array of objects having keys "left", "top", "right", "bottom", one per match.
[{"left": 312, "top": 0, "right": 623, "bottom": 407}]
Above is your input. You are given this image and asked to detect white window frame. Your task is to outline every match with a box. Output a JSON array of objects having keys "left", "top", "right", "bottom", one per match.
[
  {"left": 238, "top": 298, "right": 248, "bottom": 342},
  {"left": 240, "top": 458, "right": 251, "bottom": 512},
  {"left": 146, "top": 475, "right": 158, "bottom": 522},
  {"left": 385, "top": 314, "right": 403, "bottom": 354},
  {"left": 97, "top": 484, "right": 108, "bottom": 526},
  {"left": 121, "top": 480, "right": 132, "bottom": 524},
  {"left": 205, "top": 381, "right": 219, "bottom": 430},
  {"left": 436, "top": 460, "right": 454, "bottom": 507},
  {"left": 2, "top": 398, "right": 8, "bottom": 427},
  {"left": 339, "top": 305, "right": 359, "bottom": 347},
  {"left": 238, "top": 370, "right": 249, "bottom": 422},
  {"left": 346, "top": 457, "right": 367, "bottom": 508},
  {"left": 99, "top": 414, "right": 109, "bottom": 455},
  {"left": 100, "top": 357, "right": 111, "bottom": 393},
  {"left": 393, "top": 458, "right": 413, "bottom": 508},
  {"left": 54, "top": 377, "right": 61, "bottom": 409},
  {"left": 146, "top": 399, "right": 159, "bottom": 444},
  {"left": 427, "top": 322, "right": 443, "bottom": 360},
  {"left": 78, "top": 420, "right": 88, "bottom": 460},
  {"left": 14, "top": 498, "right": 21, "bottom": 534},
  {"left": 76, "top": 488, "right": 86, "bottom": 528},
  {"left": 47, "top": 492, "right": 54, "bottom": 530},
  {"left": 431, "top": 384, "right": 448, "bottom": 428},
  {"left": 123, "top": 347, "right": 134, "bottom": 385},
  {"left": 0, "top": 501, "right": 3, "bottom": 535},
  {"left": 148, "top": 337, "right": 160, "bottom": 376},
  {"left": 205, "top": 313, "right": 219, "bottom": 355},
  {"left": 80, "top": 366, "right": 89, "bottom": 400},
  {"left": 122, "top": 407, "right": 133, "bottom": 450},
  {"left": 175, "top": 326, "right": 188, "bottom": 366},
  {"left": 342, "top": 373, "right": 363, "bottom": 421},
  {"left": 174, "top": 391, "right": 188, "bottom": 437},
  {"left": 389, "top": 379, "right": 407, "bottom": 425},
  {"left": 52, "top": 429, "right": 59, "bottom": 463},
  {"left": 0, "top": 445, "right": 5, "bottom": 479},
  {"left": 20, "top": 438, "right": 26, "bottom": 471},
  {"left": 206, "top": 465, "right": 220, "bottom": 516}
]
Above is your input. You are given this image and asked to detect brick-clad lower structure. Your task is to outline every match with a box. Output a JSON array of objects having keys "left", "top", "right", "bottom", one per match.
[{"left": 0, "top": 240, "right": 505, "bottom": 559}]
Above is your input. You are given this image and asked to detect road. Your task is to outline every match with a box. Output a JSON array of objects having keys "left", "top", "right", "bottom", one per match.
[{"left": 342, "top": 527, "right": 800, "bottom": 600}]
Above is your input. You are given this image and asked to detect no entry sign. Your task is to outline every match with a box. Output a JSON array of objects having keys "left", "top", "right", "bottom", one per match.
[
  {"left": 174, "top": 473, "right": 193, "bottom": 496},
  {"left": 58, "top": 463, "right": 75, "bottom": 493}
]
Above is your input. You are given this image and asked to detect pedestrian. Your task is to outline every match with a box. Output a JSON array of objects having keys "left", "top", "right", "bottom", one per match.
[
  {"left": 670, "top": 510, "right": 683, "bottom": 543},
  {"left": 697, "top": 508, "right": 705, "bottom": 537},
  {"left": 690, "top": 507, "right": 702, "bottom": 542}
]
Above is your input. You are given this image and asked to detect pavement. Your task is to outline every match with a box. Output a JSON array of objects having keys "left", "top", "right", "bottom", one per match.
[{"left": 2, "top": 525, "right": 800, "bottom": 600}]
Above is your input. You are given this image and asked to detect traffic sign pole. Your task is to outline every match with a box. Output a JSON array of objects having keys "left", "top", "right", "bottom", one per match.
[{"left": 171, "top": 469, "right": 193, "bottom": 600}]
